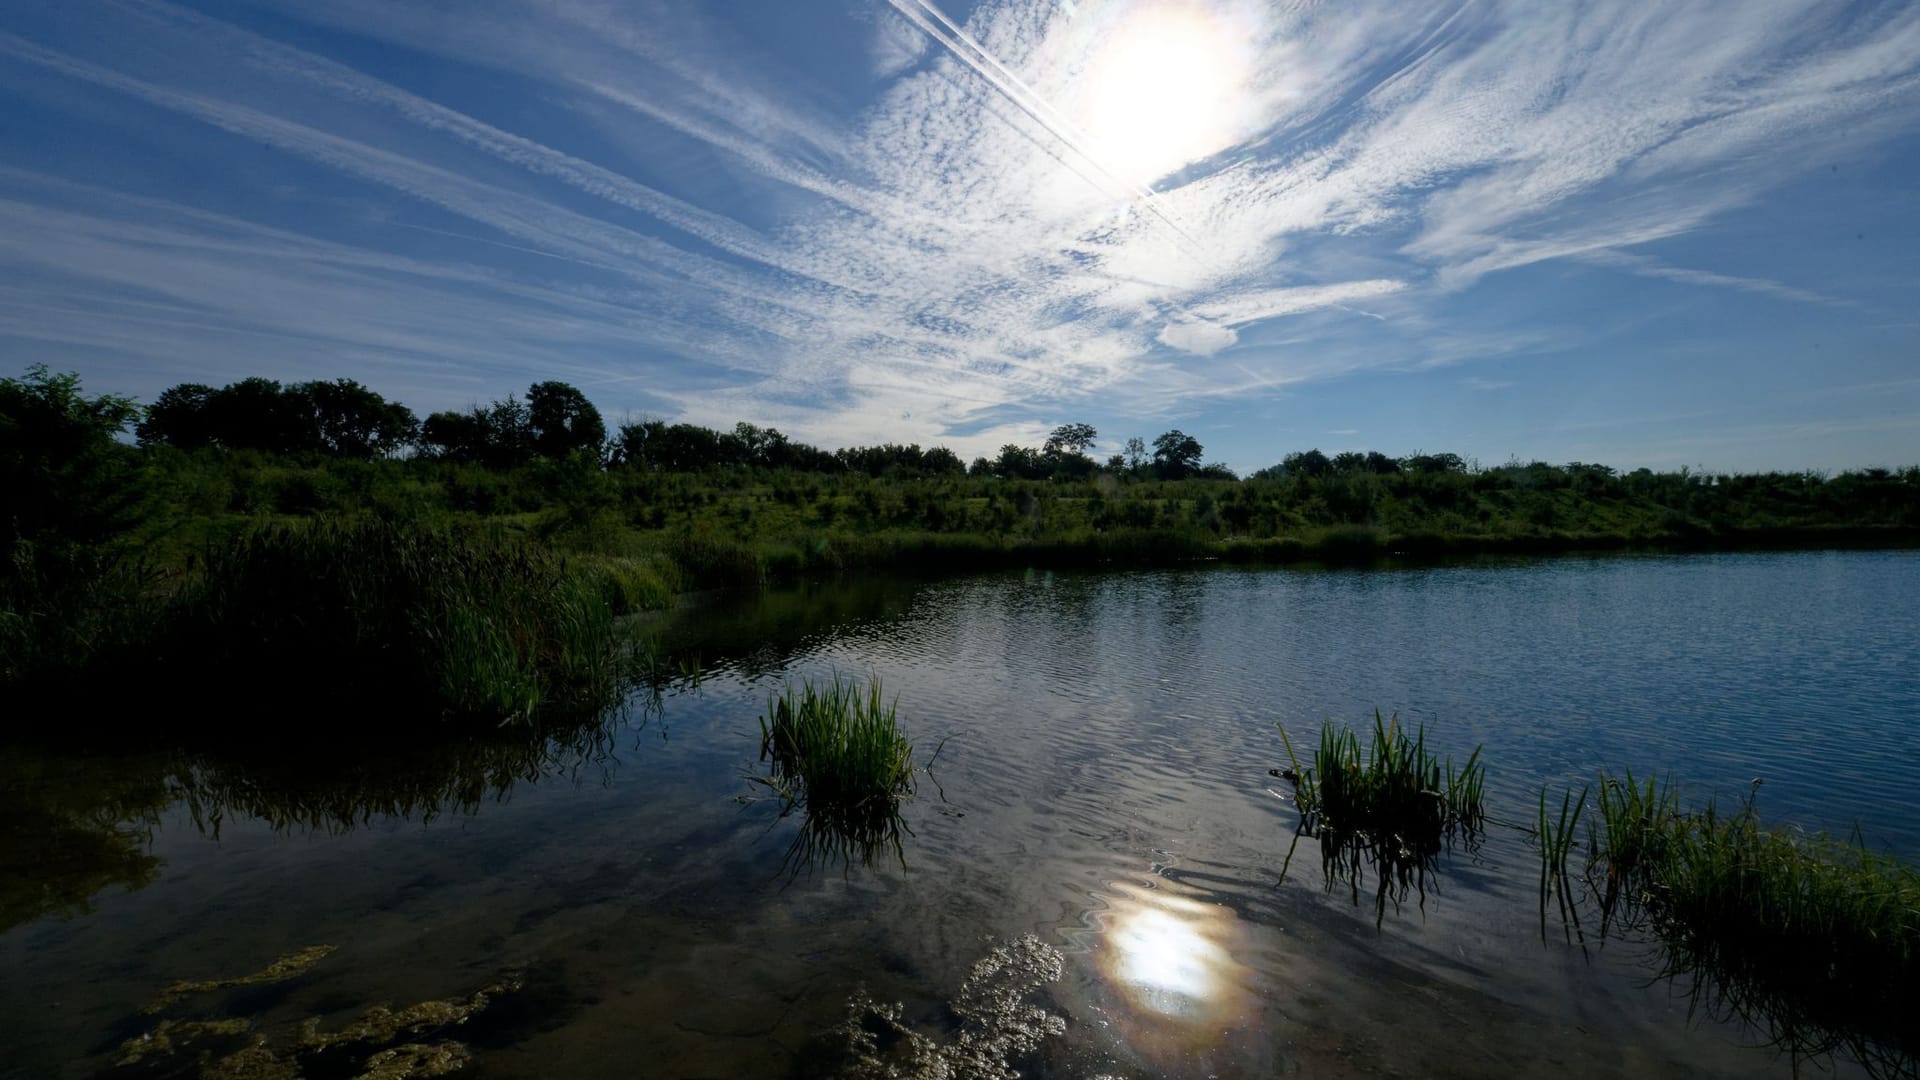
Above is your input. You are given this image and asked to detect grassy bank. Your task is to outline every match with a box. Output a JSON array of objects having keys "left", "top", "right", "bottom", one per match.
[
  {"left": 6, "top": 519, "right": 639, "bottom": 730},
  {"left": 132, "top": 448, "right": 1920, "bottom": 590}
]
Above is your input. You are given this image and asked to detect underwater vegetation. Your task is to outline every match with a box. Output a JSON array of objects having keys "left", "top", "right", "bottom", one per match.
[
  {"left": 113, "top": 945, "right": 525, "bottom": 1080},
  {"left": 1272, "top": 712, "right": 1487, "bottom": 924},
  {"left": 1532, "top": 771, "right": 1919, "bottom": 1078},
  {"left": 751, "top": 675, "right": 918, "bottom": 875},
  {"left": 809, "top": 935, "right": 1072, "bottom": 1080}
]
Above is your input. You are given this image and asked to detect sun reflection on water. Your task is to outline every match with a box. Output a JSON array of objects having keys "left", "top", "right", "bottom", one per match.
[{"left": 1089, "top": 878, "right": 1258, "bottom": 1063}]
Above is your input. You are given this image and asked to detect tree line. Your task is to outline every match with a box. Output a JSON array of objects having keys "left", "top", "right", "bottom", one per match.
[
  {"left": 125, "top": 374, "right": 1249, "bottom": 480},
  {"left": 55, "top": 369, "right": 1920, "bottom": 495}
]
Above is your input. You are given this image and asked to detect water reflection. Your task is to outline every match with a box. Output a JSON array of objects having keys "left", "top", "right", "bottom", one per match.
[
  {"left": 1088, "top": 880, "right": 1257, "bottom": 1064},
  {"left": 0, "top": 751, "right": 167, "bottom": 933},
  {"left": 769, "top": 798, "right": 909, "bottom": 880},
  {"left": 0, "top": 718, "right": 620, "bottom": 934}
]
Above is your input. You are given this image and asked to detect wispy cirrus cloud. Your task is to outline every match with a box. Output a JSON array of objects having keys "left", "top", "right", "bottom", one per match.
[{"left": 0, "top": 0, "right": 1915, "bottom": 463}]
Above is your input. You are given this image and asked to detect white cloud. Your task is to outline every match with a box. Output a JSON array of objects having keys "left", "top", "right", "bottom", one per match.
[
  {"left": 3, "top": 0, "right": 1917, "bottom": 452},
  {"left": 870, "top": 11, "right": 929, "bottom": 78},
  {"left": 1156, "top": 319, "right": 1237, "bottom": 356}
]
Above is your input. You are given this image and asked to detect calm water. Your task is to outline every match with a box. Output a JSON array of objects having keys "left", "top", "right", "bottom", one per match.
[{"left": 3, "top": 550, "right": 1917, "bottom": 1078}]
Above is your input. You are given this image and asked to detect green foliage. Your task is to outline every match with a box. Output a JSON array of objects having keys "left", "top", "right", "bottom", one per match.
[
  {"left": 162, "top": 519, "right": 623, "bottom": 724},
  {"left": 137, "top": 376, "right": 417, "bottom": 457},
  {"left": 1151, "top": 429, "right": 1204, "bottom": 478},
  {"left": 756, "top": 675, "right": 916, "bottom": 870},
  {"left": 0, "top": 367, "right": 153, "bottom": 690},
  {"left": 421, "top": 396, "right": 533, "bottom": 468},
  {"left": 1275, "top": 712, "right": 1486, "bottom": 923},
  {"left": 0, "top": 365, "right": 143, "bottom": 550},
  {"left": 526, "top": 379, "right": 606, "bottom": 460},
  {"left": 1574, "top": 773, "right": 1919, "bottom": 1074}
]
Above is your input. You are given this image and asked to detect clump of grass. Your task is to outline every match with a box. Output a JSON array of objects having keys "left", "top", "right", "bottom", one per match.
[
  {"left": 1583, "top": 773, "right": 1918, "bottom": 1072},
  {"left": 163, "top": 518, "right": 623, "bottom": 725},
  {"left": 1274, "top": 712, "right": 1485, "bottom": 922},
  {"left": 755, "top": 676, "right": 915, "bottom": 872},
  {"left": 1279, "top": 711, "right": 1485, "bottom": 844},
  {"left": 1589, "top": 768, "right": 1686, "bottom": 933}
]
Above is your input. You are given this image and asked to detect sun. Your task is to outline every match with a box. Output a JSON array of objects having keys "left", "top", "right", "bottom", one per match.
[{"left": 1076, "top": 3, "right": 1255, "bottom": 189}]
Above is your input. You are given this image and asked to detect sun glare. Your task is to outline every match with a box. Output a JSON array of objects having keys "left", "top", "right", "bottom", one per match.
[{"left": 1078, "top": 3, "right": 1255, "bottom": 188}]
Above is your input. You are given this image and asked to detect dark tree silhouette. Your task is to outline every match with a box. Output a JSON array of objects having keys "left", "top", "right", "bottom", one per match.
[
  {"left": 1151, "top": 430, "right": 1204, "bottom": 479},
  {"left": 0, "top": 366, "right": 142, "bottom": 551},
  {"left": 1283, "top": 449, "right": 1332, "bottom": 478},
  {"left": 526, "top": 380, "right": 605, "bottom": 460},
  {"left": 420, "top": 397, "right": 533, "bottom": 468},
  {"left": 1043, "top": 422, "right": 1097, "bottom": 457},
  {"left": 136, "top": 383, "right": 219, "bottom": 450},
  {"left": 298, "top": 379, "right": 418, "bottom": 458},
  {"left": 207, "top": 377, "right": 317, "bottom": 454}
]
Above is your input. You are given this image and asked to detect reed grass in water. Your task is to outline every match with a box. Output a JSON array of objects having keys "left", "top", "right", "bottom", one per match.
[
  {"left": 1277, "top": 710, "right": 1485, "bottom": 844},
  {"left": 756, "top": 676, "right": 916, "bottom": 871},
  {"left": 1274, "top": 712, "right": 1485, "bottom": 923},
  {"left": 166, "top": 518, "right": 623, "bottom": 724},
  {"left": 760, "top": 677, "right": 914, "bottom": 808},
  {"left": 1582, "top": 772, "right": 1917, "bottom": 1072}
]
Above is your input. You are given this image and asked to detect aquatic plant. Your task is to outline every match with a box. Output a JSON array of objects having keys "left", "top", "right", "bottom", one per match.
[
  {"left": 1278, "top": 711, "right": 1485, "bottom": 841},
  {"left": 1536, "top": 783, "right": 1589, "bottom": 940},
  {"left": 1588, "top": 768, "right": 1686, "bottom": 933},
  {"left": 752, "top": 675, "right": 917, "bottom": 876},
  {"left": 116, "top": 946, "right": 524, "bottom": 1079},
  {"left": 811, "top": 934, "right": 1068, "bottom": 1080},
  {"left": 758, "top": 676, "right": 915, "bottom": 815},
  {"left": 1579, "top": 774, "right": 1918, "bottom": 1075},
  {"left": 162, "top": 518, "right": 624, "bottom": 724},
  {"left": 144, "top": 945, "right": 337, "bottom": 1014},
  {"left": 1274, "top": 712, "right": 1486, "bottom": 924}
]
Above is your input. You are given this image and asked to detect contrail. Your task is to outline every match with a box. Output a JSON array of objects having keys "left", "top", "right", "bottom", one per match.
[{"left": 885, "top": 0, "right": 1205, "bottom": 256}]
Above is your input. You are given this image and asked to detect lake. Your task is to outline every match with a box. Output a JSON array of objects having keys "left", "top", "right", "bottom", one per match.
[{"left": 4, "top": 549, "right": 1917, "bottom": 1078}]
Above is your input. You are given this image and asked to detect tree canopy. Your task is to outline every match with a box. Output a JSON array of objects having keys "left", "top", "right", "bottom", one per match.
[
  {"left": 136, "top": 377, "right": 417, "bottom": 458},
  {"left": 0, "top": 366, "right": 142, "bottom": 551},
  {"left": 1152, "top": 430, "right": 1204, "bottom": 479}
]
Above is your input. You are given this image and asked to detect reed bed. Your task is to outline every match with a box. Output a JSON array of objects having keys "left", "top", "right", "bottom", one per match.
[
  {"left": 164, "top": 518, "right": 624, "bottom": 724},
  {"left": 1577, "top": 772, "right": 1918, "bottom": 1070},
  {"left": 756, "top": 676, "right": 915, "bottom": 871}
]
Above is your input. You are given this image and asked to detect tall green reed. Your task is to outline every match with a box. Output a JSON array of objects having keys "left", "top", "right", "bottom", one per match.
[
  {"left": 1566, "top": 771, "right": 1918, "bottom": 1076},
  {"left": 165, "top": 518, "right": 624, "bottom": 725},
  {"left": 1275, "top": 712, "right": 1486, "bottom": 924},
  {"left": 754, "top": 675, "right": 916, "bottom": 873}
]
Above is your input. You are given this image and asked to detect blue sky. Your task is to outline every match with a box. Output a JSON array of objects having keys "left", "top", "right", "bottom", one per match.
[{"left": 2, "top": 0, "right": 1917, "bottom": 472}]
